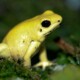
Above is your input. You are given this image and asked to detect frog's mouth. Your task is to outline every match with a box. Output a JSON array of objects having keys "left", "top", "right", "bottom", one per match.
[{"left": 44, "top": 24, "right": 60, "bottom": 36}]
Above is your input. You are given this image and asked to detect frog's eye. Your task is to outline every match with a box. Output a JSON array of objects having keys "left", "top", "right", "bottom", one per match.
[{"left": 41, "top": 20, "right": 51, "bottom": 27}]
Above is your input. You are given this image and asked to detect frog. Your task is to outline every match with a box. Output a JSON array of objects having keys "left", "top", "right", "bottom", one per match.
[{"left": 0, "top": 10, "right": 62, "bottom": 69}]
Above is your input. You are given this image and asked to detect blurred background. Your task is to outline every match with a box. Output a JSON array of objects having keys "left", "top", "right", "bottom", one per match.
[{"left": 0, "top": 0, "right": 80, "bottom": 50}]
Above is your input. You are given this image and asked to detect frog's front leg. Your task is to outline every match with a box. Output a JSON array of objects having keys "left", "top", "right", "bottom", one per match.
[
  {"left": 34, "top": 46, "right": 53, "bottom": 70},
  {"left": 0, "top": 43, "right": 11, "bottom": 59},
  {"left": 23, "top": 41, "right": 40, "bottom": 67}
]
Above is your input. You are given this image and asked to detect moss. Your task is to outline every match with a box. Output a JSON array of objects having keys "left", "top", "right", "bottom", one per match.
[{"left": 0, "top": 59, "right": 41, "bottom": 80}]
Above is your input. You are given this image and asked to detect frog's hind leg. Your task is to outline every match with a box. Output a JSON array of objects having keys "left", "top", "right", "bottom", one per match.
[{"left": 0, "top": 43, "right": 11, "bottom": 59}]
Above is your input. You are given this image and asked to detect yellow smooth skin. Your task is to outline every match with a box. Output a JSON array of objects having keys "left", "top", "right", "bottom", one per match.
[{"left": 0, "top": 10, "right": 62, "bottom": 69}]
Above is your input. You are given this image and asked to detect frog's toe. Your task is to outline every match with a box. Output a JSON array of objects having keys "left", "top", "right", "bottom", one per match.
[{"left": 34, "top": 61, "right": 54, "bottom": 70}]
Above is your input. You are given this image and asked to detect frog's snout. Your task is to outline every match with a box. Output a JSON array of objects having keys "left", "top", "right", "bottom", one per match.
[
  {"left": 57, "top": 16, "right": 62, "bottom": 23},
  {"left": 57, "top": 19, "right": 62, "bottom": 26},
  {"left": 58, "top": 20, "right": 61, "bottom": 22},
  {"left": 57, "top": 19, "right": 62, "bottom": 23}
]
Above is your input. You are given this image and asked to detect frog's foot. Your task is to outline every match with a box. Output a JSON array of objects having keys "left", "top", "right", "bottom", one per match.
[{"left": 34, "top": 61, "right": 54, "bottom": 70}]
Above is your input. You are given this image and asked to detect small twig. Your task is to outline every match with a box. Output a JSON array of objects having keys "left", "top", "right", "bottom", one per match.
[{"left": 54, "top": 37, "right": 79, "bottom": 56}]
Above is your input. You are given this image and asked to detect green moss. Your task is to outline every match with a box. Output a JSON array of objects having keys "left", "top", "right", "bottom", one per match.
[{"left": 0, "top": 59, "right": 41, "bottom": 80}]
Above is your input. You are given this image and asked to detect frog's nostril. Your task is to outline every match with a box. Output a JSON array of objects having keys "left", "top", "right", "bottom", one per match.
[{"left": 58, "top": 20, "right": 61, "bottom": 22}]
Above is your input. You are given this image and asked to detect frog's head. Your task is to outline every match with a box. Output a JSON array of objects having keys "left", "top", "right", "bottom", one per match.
[
  {"left": 36, "top": 10, "right": 62, "bottom": 37},
  {"left": 27, "top": 10, "right": 62, "bottom": 41},
  {"left": 29, "top": 10, "right": 62, "bottom": 40}
]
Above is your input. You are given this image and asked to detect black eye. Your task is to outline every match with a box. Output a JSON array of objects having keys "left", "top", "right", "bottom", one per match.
[{"left": 41, "top": 20, "right": 51, "bottom": 27}]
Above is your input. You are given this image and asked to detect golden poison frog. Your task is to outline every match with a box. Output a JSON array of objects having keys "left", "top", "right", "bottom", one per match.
[{"left": 0, "top": 10, "right": 62, "bottom": 69}]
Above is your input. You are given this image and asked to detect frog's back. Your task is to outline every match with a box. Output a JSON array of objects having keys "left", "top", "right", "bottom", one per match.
[
  {"left": 2, "top": 15, "right": 42, "bottom": 59},
  {"left": 2, "top": 20, "right": 33, "bottom": 59}
]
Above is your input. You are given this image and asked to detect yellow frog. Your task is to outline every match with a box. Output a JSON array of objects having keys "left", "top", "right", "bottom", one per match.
[{"left": 0, "top": 10, "right": 62, "bottom": 69}]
